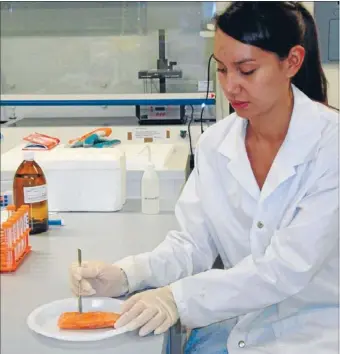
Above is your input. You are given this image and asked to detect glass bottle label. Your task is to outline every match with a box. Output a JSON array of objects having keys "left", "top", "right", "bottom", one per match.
[{"left": 23, "top": 185, "right": 47, "bottom": 203}]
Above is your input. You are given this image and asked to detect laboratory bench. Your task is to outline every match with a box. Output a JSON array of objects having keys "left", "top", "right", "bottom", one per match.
[
  {"left": 2, "top": 116, "right": 215, "bottom": 128},
  {"left": 3, "top": 116, "right": 144, "bottom": 127},
  {"left": 0, "top": 204, "right": 185, "bottom": 354}
]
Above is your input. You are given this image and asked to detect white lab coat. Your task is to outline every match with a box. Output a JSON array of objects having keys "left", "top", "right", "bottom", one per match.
[{"left": 118, "top": 85, "right": 339, "bottom": 353}]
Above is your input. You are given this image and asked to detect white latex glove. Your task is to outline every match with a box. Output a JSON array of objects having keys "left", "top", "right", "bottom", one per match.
[
  {"left": 69, "top": 261, "right": 129, "bottom": 297},
  {"left": 114, "top": 286, "right": 179, "bottom": 336}
]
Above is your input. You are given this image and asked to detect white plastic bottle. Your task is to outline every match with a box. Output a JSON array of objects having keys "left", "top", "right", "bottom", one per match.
[
  {"left": 141, "top": 145, "right": 160, "bottom": 214},
  {"left": 120, "top": 150, "right": 126, "bottom": 205}
]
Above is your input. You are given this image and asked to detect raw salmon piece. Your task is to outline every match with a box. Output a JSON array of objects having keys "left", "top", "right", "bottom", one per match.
[{"left": 58, "top": 311, "right": 121, "bottom": 330}]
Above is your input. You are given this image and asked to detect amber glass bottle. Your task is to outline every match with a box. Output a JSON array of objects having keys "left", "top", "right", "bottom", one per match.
[{"left": 13, "top": 151, "right": 49, "bottom": 234}]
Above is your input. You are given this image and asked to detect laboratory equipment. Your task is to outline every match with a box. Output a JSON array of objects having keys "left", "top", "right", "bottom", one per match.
[
  {"left": 77, "top": 248, "right": 83, "bottom": 313},
  {"left": 120, "top": 150, "right": 127, "bottom": 205},
  {"left": 138, "top": 29, "right": 182, "bottom": 93},
  {"left": 0, "top": 204, "right": 31, "bottom": 273},
  {"left": 48, "top": 211, "right": 64, "bottom": 226},
  {"left": 137, "top": 29, "right": 185, "bottom": 125},
  {"left": 136, "top": 104, "right": 186, "bottom": 125},
  {"left": 141, "top": 145, "right": 160, "bottom": 214},
  {"left": 48, "top": 218, "right": 64, "bottom": 226},
  {"left": 13, "top": 151, "right": 49, "bottom": 234}
]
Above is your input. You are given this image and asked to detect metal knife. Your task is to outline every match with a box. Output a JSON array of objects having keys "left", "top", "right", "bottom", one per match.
[{"left": 77, "top": 248, "right": 83, "bottom": 313}]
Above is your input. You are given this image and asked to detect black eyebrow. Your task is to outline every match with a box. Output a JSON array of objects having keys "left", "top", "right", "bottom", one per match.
[
  {"left": 235, "top": 58, "right": 256, "bottom": 64},
  {"left": 213, "top": 54, "right": 256, "bottom": 65},
  {"left": 212, "top": 54, "right": 224, "bottom": 64}
]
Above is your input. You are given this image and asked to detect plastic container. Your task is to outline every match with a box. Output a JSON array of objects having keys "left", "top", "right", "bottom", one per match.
[
  {"left": 141, "top": 145, "right": 160, "bottom": 215},
  {"left": 13, "top": 151, "right": 49, "bottom": 234},
  {"left": 120, "top": 150, "right": 127, "bottom": 205}
]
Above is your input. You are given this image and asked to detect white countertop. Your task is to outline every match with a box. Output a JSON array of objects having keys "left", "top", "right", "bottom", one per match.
[{"left": 1, "top": 207, "right": 182, "bottom": 354}]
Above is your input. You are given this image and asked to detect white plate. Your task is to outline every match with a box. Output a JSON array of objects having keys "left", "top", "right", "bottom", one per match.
[{"left": 27, "top": 297, "right": 128, "bottom": 342}]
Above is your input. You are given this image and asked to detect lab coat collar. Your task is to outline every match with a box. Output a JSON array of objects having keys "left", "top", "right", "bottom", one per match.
[
  {"left": 218, "top": 85, "right": 323, "bottom": 201},
  {"left": 219, "top": 116, "right": 261, "bottom": 200}
]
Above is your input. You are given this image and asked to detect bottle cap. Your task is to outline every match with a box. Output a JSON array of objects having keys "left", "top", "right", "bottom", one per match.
[{"left": 23, "top": 151, "right": 35, "bottom": 161}]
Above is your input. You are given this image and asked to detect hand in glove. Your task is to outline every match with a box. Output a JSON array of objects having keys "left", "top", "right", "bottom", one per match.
[
  {"left": 114, "top": 286, "right": 179, "bottom": 336},
  {"left": 69, "top": 261, "right": 129, "bottom": 297}
]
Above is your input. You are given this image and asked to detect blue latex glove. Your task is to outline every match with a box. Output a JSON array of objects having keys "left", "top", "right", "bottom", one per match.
[
  {"left": 93, "top": 140, "right": 121, "bottom": 148},
  {"left": 83, "top": 133, "right": 121, "bottom": 148}
]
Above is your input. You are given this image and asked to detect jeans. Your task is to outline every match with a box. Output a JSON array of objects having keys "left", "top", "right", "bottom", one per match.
[{"left": 184, "top": 321, "right": 230, "bottom": 354}]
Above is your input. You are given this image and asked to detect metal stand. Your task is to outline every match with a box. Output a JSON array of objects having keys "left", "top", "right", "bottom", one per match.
[
  {"left": 136, "top": 29, "right": 184, "bottom": 125},
  {"left": 138, "top": 29, "right": 182, "bottom": 92}
]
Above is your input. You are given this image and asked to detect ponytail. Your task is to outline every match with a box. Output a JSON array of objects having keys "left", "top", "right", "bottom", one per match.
[
  {"left": 292, "top": 3, "right": 328, "bottom": 104},
  {"left": 215, "top": 2, "right": 329, "bottom": 104}
]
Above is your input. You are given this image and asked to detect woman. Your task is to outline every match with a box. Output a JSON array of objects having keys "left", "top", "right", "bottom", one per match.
[{"left": 70, "top": 2, "right": 339, "bottom": 353}]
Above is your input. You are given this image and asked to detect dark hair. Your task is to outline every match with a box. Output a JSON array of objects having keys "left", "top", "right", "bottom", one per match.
[{"left": 215, "top": 2, "right": 328, "bottom": 104}]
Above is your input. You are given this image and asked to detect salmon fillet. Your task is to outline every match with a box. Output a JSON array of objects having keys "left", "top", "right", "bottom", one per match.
[{"left": 58, "top": 311, "right": 121, "bottom": 330}]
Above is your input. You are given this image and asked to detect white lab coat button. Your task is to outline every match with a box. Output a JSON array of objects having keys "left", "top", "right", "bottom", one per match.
[
  {"left": 238, "top": 340, "right": 246, "bottom": 348},
  {"left": 257, "top": 221, "right": 264, "bottom": 229}
]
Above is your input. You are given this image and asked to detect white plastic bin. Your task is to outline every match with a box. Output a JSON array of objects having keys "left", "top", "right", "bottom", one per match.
[{"left": 1, "top": 145, "right": 124, "bottom": 212}]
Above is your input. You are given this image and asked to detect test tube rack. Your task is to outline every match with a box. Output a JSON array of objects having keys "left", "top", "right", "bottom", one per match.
[{"left": 0, "top": 205, "right": 32, "bottom": 273}]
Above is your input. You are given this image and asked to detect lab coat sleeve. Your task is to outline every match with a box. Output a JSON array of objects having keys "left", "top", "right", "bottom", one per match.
[
  {"left": 170, "top": 139, "right": 339, "bottom": 328},
  {"left": 115, "top": 144, "right": 219, "bottom": 293}
]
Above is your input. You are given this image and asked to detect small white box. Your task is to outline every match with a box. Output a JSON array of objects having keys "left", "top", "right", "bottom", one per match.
[{"left": 1, "top": 145, "right": 124, "bottom": 212}]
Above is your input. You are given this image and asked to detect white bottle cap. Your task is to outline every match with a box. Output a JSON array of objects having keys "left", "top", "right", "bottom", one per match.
[
  {"left": 206, "top": 23, "right": 215, "bottom": 31},
  {"left": 23, "top": 151, "right": 35, "bottom": 161}
]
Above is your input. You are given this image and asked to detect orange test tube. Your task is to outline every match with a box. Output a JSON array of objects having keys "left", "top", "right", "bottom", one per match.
[
  {"left": 9, "top": 216, "right": 18, "bottom": 261},
  {"left": 6, "top": 205, "right": 16, "bottom": 218},
  {"left": 1, "top": 222, "right": 12, "bottom": 266},
  {"left": 17, "top": 208, "right": 25, "bottom": 254}
]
